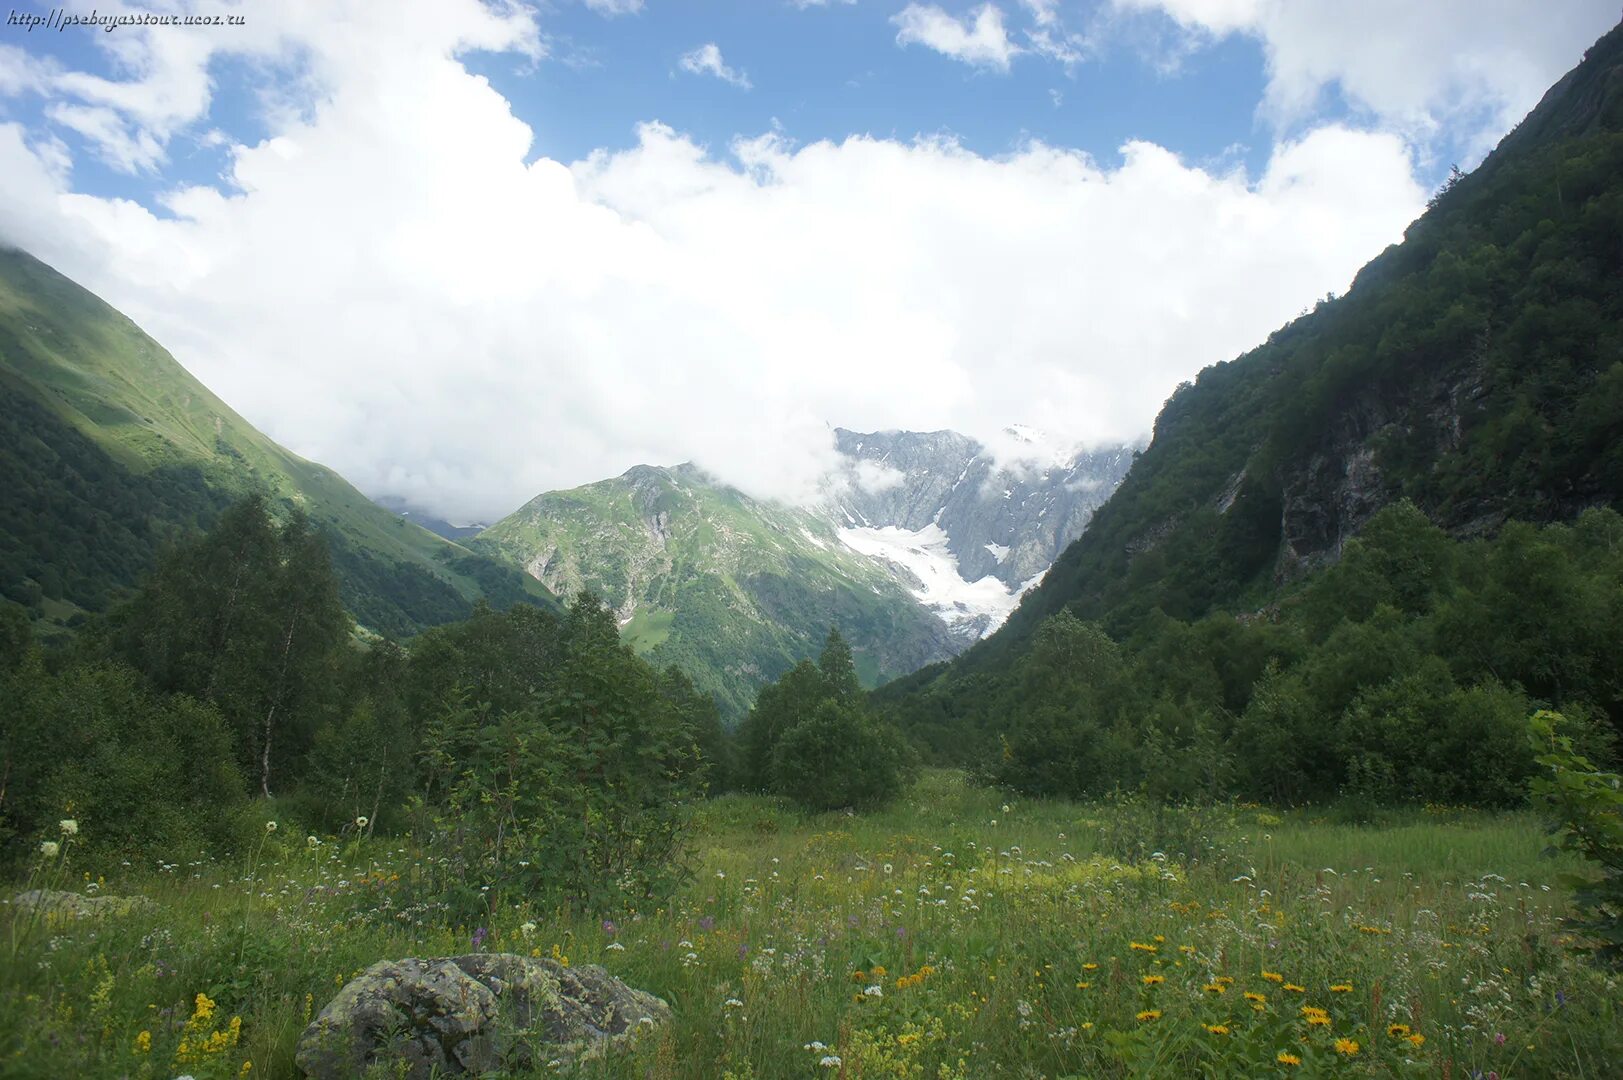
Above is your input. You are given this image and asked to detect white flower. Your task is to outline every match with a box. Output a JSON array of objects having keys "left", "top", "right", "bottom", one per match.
[
  {"left": 883, "top": 863, "right": 893, "bottom": 875},
  {"left": 1001, "top": 804, "right": 1011, "bottom": 814},
  {"left": 520, "top": 921, "right": 537, "bottom": 937},
  {"left": 863, "top": 984, "right": 882, "bottom": 998},
  {"left": 606, "top": 941, "right": 626, "bottom": 951},
  {"left": 39, "top": 840, "right": 60, "bottom": 858},
  {"left": 58, "top": 819, "right": 78, "bottom": 836},
  {"left": 723, "top": 998, "right": 743, "bottom": 1008},
  {"left": 355, "top": 816, "right": 369, "bottom": 829},
  {"left": 306, "top": 835, "right": 320, "bottom": 849},
  {"left": 820, "top": 1055, "right": 843, "bottom": 1068},
  {"left": 265, "top": 821, "right": 278, "bottom": 833},
  {"left": 804, "top": 1041, "right": 827, "bottom": 1051}
]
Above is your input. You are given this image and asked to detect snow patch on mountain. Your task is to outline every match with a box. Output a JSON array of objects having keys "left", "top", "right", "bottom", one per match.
[{"left": 836, "top": 523, "right": 1028, "bottom": 637}]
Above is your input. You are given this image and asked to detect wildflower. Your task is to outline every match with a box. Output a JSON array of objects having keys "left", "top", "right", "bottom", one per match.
[
  {"left": 59, "top": 819, "right": 78, "bottom": 836},
  {"left": 883, "top": 863, "right": 893, "bottom": 875},
  {"left": 1002, "top": 804, "right": 1011, "bottom": 813},
  {"left": 1301, "top": 1006, "right": 1328, "bottom": 1020},
  {"left": 1306, "top": 1013, "right": 1330, "bottom": 1027},
  {"left": 864, "top": 985, "right": 883, "bottom": 998},
  {"left": 1203, "top": 983, "right": 1226, "bottom": 994},
  {"left": 1206, "top": 1024, "right": 1229, "bottom": 1035},
  {"left": 1153, "top": 934, "right": 1165, "bottom": 943},
  {"left": 39, "top": 840, "right": 59, "bottom": 858},
  {"left": 1074, "top": 981, "right": 1091, "bottom": 990},
  {"left": 1387, "top": 1024, "right": 1411, "bottom": 1038},
  {"left": 519, "top": 921, "right": 537, "bottom": 937},
  {"left": 241, "top": 1063, "right": 253, "bottom": 1075},
  {"left": 723, "top": 998, "right": 743, "bottom": 1009},
  {"left": 1082, "top": 962, "right": 1098, "bottom": 971},
  {"left": 1330, "top": 983, "right": 1353, "bottom": 993},
  {"left": 1335, "top": 1038, "right": 1359, "bottom": 1056},
  {"left": 1178, "top": 944, "right": 1196, "bottom": 954},
  {"left": 1135, "top": 1010, "right": 1162, "bottom": 1022},
  {"left": 851, "top": 970, "right": 867, "bottom": 983},
  {"left": 306, "top": 835, "right": 319, "bottom": 849},
  {"left": 1283, "top": 983, "right": 1306, "bottom": 994},
  {"left": 471, "top": 927, "right": 488, "bottom": 950},
  {"left": 1244, "top": 992, "right": 1266, "bottom": 1003},
  {"left": 134, "top": 1030, "right": 151, "bottom": 1054},
  {"left": 820, "top": 1056, "right": 842, "bottom": 1068},
  {"left": 354, "top": 816, "right": 369, "bottom": 830},
  {"left": 1262, "top": 971, "right": 1284, "bottom": 982},
  {"left": 1407, "top": 1033, "right": 1426, "bottom": 1048},
  {"left": 897, "top": 1032, "right": 919, "bottom": 1046},
  {"left": 1141, "top": 974, "right": 1165, "bottom": 986},
  {"left": 265, "top": 821, "right": 277, "bottom": 833},
  {"left": 1277, "top": 1052, "right": 1302, "bottom": 1066},
  {"left": 1130, "top": 942, "right": 1158, "bottom": 953},
  {"left": 871, "top": 964, "right": 888, "bottom": 978}
]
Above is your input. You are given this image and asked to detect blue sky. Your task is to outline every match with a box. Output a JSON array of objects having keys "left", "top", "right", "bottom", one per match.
[{"left": 0, "top": 1, "right": 1617, "bottom": 520}]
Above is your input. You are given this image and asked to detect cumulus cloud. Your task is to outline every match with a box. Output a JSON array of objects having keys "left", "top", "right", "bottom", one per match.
[
  {"left": 0, "top": 0, "right": 1444, "bottom": 524},
  {"left": 677, "top": 43, "right": 752, "bottom": 88},
  {"left": 583, "top": 0, "right": 644, "bottom": 14},
  {"left": 1114, "top": 0, "right": 1620, "bottom": 157},
  {"left": 893, "top": 3, "right": 1024, "bottom": 71}
]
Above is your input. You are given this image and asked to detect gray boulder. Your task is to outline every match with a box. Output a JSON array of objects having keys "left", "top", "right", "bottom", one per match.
[
  {"left": 11, "top": 889, "right": 155, "bottom": 919},
  {"left": 295, "top": 954, "right": 670, "bottom": 1078}
]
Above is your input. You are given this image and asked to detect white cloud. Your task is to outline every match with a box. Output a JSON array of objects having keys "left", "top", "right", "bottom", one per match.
[
  {"left": 1114, "top": 0, "right": 1620, "bottom": 157},
  {"left": 893, "top": 3, "right": 1023, "bottom": 71},
  {"left": 677, "top": 43, "right": 752, "bottom": 89},
  {"left": 0, "top": 0, "right": 1439, "bottom": 524},
  {"left": 583, "top": 0, "right": 644, "bottom": 13}
]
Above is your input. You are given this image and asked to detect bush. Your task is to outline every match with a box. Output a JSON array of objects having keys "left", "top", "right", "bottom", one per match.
[{"left": 772, "top": 699, "right": 913, "bottom": 811}]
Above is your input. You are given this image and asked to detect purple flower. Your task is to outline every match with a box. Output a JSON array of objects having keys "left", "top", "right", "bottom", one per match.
[
  {"left": 1494, "top": 1033, "right": 1506, "bottom": 1046},
  {"left": 602, "top": 919, "right": 618, "bottom": 936},
  {"left": 698, "top": 915, "right": 715, "bottom": 932},
  {"left": 471, "top": 926, "right": 488, "bottom": 950},
  {"left": 737, "top": 943, "right": 750, "bottom": 959}
]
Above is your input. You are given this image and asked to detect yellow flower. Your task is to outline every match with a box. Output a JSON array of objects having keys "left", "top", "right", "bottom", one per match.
[
  {"left": 1277, "top": 1052, "right": 1301, "bottom": 1066},
  {"left": 1153, "top": 935, "right": 1166, "bottom": 943},
  {"left": 1300, "top": 1006, "right": 1328, "bottom": 1020},
  {"left": 852, "top": 970, "right": 867, "bottom": 983},
  {"left": 872, "top": 965, "right": 888, "bottom": 978},
  {"left": 1408, "top": 1033, "right": 1426, "bottom": 1048},
  {"left": 1283, "top": 983, "right": 1306, "bottom": 994},
  {"left": 1130, "top": 942, "right": 1158, "bottom": 953},
  {"left": 1141, "top": 975, "right": 1165, "bottom": 986},
  {"left": 1178, "top": 945, "right": 1196, "bottom": 955},
  {"left": 897, "top": 1032, "right": 919, "bottom": 1046},
  {"left": 1244, "top": 991, "right": 1266, "bottom": 1003},
  {"left": 1335, "top": 1039, "right": 1360, "bottom": 1056},
  {"left": 1074, "top": 981, "right": 1092, "bottom": 989},
  {"left": 1081, "top": 962, "right": 1098, "bottom": 971},
  {"left": 1215, "top": 976, "right": 1235, "bottom": 985},
  {"left": 1329, "top": 983, "right": 1353, "bottom": 993},
  {"left": 1387, "top": 1024, "right": 1411, "bottom": 1038},
  {"left": 1203, "top": 983, "right": 1226, "bottom": 994},
  {"left": 1135, "top": 1009, "right": 1162, "bottom": 1022},
  {"left": 134, "top": 1030, "right": 151, "bottom": 1054},
  {"left": 1261, "top": 971, "right": 1284, "bottom": 983},
  {"left": 1206, "top": 1024, "right": 1230, "bottom": 1035},
  {"left": 1306, "top": 1015, "right": 1330, "bottom": 1027}
]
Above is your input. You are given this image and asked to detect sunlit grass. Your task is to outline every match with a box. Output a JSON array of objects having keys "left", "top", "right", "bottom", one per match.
[{"left": 3, "top": 771, "right": 1617, "bottom": 1078}]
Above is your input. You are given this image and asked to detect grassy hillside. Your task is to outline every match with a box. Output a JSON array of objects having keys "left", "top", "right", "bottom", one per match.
[
  {"left": 893, "top": 21, "right": 1623, "bottom": 697},
  {"left": 0, "top": 248, "right": 552, "bottom": 637},
  {"left": 474, "top": 463, "right": 958, "bottom": 716}
]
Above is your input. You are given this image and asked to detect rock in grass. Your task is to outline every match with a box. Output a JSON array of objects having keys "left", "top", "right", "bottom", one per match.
[
  {"left": 295, "top": 954, "right": 670, "bottom": 1079},
  {"left": 11, "top": 889, "right": 155, "bottom": 919}
]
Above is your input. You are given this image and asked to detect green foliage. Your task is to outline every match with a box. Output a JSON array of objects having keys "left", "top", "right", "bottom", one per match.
[
  {"left": 0, "top": 660, "right": 247, "bottom": 864},
  {"left": 1529, "top": 709, "right": 1623, "bottom": 966},
  {"left": 772, "top": 698, "right": 913, "bottom": 811},
  {"left": 409, "top": 593, "right": 705, "bottom": 916},
  {"left": 739, "top": 629, "right": 916, "bottom": 810},
  {"left": 99, "top": 496, "right": 351, "bottom": 798},
  {"left": 886, "top": 503, "right": 1623, "bottom": 808}
]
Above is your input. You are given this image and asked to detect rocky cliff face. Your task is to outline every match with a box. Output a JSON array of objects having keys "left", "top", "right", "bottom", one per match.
[{"left": 825, "top": 428, "right": 1137, "bottom": 638}]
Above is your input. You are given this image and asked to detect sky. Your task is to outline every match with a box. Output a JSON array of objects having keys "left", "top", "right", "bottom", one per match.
[{"left": 0, "top": 0, "right": 1618, "bottom": 523}]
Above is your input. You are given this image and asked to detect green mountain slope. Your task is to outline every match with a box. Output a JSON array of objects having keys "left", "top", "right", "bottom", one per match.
[
  {"left": 884, "top": 20, "right": 1623, "bottom": 706},
  {"left": 0, "top": 248, "right": 553, "bottom": 637},
  {"left": 472, "top": 463, "right": 958, "bottom": 716}
]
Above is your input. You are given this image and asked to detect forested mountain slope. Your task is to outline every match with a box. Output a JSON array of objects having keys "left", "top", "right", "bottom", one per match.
[
  {"left": 895, "top": 19, "right": 1623, "bottom": 691},
  {"left": 876, "top": 22, "right": 1623, "bottom": 793},
  {"left": 0, "top": 248, "right": 552, "bottom": 638}
]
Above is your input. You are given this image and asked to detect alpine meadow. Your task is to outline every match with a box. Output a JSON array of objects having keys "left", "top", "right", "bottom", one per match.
[{"left": 3, "top": 4, "right": 1623, "bottom": 1080}]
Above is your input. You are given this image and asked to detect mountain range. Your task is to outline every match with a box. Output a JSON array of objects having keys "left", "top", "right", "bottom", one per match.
[
  {"left": 467, "top": 430, "right": 1134, "bottom": 714},
  {"left": 0, "top": 247, "right": 554, "bottom": 642}
]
